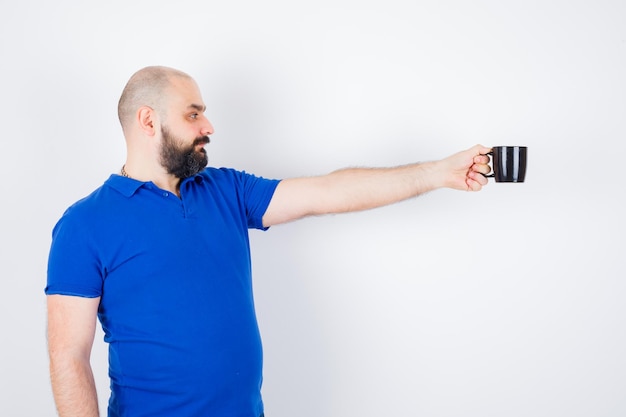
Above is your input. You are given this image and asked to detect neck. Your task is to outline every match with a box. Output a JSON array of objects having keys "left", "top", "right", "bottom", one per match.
[{"left": 120, "top": 164, "right": 182, "bottom": 197}]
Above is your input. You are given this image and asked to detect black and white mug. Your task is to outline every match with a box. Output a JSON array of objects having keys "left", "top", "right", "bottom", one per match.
[{"left": 484, "top": 146, "right": 527, "bottom": 183}]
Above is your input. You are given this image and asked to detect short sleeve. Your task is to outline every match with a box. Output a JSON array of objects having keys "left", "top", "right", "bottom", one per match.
[
  {"left": 45, "top": 207, "right": 104, "bottom": 298},
  {"left": 239, "top": 171, "right": 281, "bottom": 230}
]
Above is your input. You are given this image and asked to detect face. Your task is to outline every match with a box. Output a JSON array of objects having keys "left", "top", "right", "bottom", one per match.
[{"left": 158, "top": 77, "right": 214, "bottom": 178}]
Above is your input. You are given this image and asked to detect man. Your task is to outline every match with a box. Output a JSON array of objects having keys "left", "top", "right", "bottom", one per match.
[{"left": 46, "top": 66, "right": 491, "bottom": 417}]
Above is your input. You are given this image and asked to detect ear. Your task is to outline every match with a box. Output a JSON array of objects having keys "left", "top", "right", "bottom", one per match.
[{"left": 136, "top": 106, "right": 158, "bottom": 136}]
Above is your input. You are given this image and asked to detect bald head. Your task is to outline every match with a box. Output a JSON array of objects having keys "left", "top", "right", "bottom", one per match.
[{"left": 117, "top": 66, "right": 193, "bottom": 132}]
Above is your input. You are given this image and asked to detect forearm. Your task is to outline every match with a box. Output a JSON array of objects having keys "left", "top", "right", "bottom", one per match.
[
  {"left": 49, "top": 356, "right": 99, "bottom": 417},
  {"left": 316, "top": 161, "right": 441, "bottom": 213},
  {"left": 264, "top": 161, "right": 443, "bottom": 226},
  {"left": 317, "top": 144, "right": 493, "bottom": 207}
]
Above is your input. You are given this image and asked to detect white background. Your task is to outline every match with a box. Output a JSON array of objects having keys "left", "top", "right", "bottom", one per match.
[{"left": 1, "top": 0, "right": 625, "bottom": 416}]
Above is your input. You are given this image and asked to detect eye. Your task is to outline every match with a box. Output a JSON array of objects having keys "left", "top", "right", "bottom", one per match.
[{"left": 190, "top": 113, "right": 199, "bottom": 120}]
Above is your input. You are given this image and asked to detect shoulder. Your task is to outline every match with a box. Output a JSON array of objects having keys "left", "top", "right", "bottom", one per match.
[
  {"left": 54, "top": 176, "right": 123, "bottom": 230},
  {"left": 194, "top": 167, "right": 280, "bottom": 188},
  {"left": 197, "top": 167, "right": 251, "bottom": 181}
]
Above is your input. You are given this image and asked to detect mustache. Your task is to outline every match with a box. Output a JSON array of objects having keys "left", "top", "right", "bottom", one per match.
[{"left": 193, "top": 136, "right": 210, "bottom": 146}]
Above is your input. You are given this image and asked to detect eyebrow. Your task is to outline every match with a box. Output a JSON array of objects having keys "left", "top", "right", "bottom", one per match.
[{"left": 188, "top": 103, "right": 206, "bottom": 112}]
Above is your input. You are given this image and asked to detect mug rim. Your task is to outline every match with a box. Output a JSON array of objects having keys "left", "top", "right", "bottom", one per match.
[{"left": 492, "top": 145, "right": 527, "bottom": 148}]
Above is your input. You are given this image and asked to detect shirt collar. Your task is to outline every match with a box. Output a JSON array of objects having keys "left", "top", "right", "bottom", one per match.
[
  {"left": 106, "top": 174, "right": 145, "bottom": 197},
  {"left": 106, "top": 173, "right": 205, "bottom": 198}
]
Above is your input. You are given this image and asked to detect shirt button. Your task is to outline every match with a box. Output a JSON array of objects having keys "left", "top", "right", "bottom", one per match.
[{"left": 163, "top": 192, "right": 169, "bottom": 197}]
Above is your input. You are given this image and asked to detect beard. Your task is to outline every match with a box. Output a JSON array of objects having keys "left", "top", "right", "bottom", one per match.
[{"left": 160, "top": 126, "right": 210, "bottom": 179}]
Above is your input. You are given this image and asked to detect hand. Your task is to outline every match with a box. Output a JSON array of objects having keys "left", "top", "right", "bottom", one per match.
[{"left": 438, "top": 144, "right": 492, "bottom": 192}]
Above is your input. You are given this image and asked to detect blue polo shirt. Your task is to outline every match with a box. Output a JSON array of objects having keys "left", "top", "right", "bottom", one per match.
[{"left": 46, "top": 168, "right": 281, "bottom": 417}]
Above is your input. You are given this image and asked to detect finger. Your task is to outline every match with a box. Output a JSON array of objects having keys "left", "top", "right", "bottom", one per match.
[
  {"left": 473, "top": 154, "right": 490, "bottom": 164},
  {"left": 467, "top": 171, "right": 488, "bottom": 190},
  {"left": 471, "top": 163, "right": 491, "bottom": 175},
  {"left": 472, "top": 144, "right": 492, "bottom": 156},
  {"left": 466, "top": 178, "right": 482, "bottom": 191}
]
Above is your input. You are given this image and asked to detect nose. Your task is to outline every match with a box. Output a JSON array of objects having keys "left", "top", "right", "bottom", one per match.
[{"left": 202, "top": 118, "right": 214, "bottom": 136}]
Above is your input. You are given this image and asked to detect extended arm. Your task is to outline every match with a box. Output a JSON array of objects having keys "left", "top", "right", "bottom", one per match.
[
  {"left": 47, "top": 294, "right": 101, "bottom": 417},
  {"left": 262, "top": 144, "right": 491, "bottom": 227}
]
